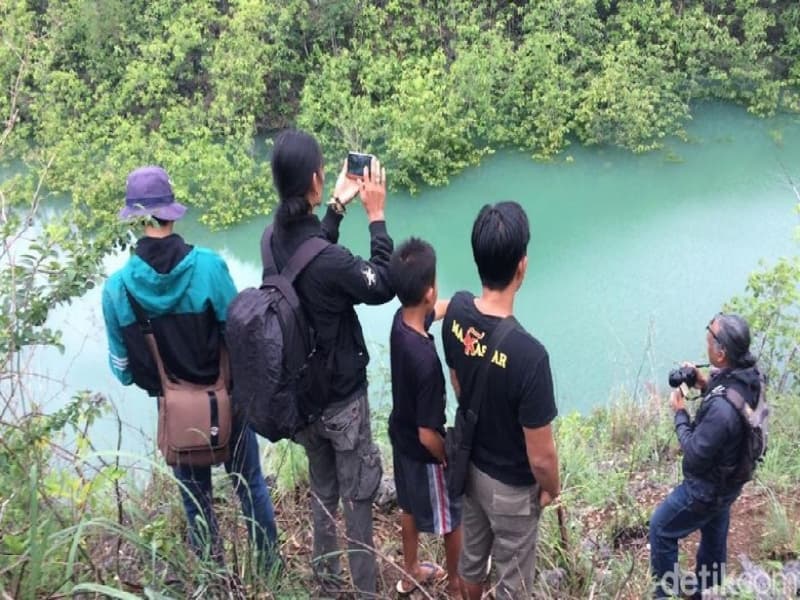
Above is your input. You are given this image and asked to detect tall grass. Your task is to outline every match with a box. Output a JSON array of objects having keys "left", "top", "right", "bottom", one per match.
[
  {"left": 754, "top": 393, "right": 800, "bottom": 491},
  {"left": 2, "top": 384, "right": 798, "bottom": 598}
]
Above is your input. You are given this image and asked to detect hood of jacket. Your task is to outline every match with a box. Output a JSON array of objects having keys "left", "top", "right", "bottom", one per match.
[{"left": 121, "top": 249, "right": 197, "bottom": 314}]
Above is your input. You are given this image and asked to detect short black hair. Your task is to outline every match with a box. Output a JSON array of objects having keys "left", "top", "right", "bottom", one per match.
[
  {"left": 471, "top": 201, "right": 530, "bottom": 290},
  {"left": 389, "top": 238, "right": 436, "bottom": 307}
]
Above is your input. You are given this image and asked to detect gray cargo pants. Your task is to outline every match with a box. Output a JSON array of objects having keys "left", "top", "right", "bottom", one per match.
[{"left": 294, "top": 390, "right": 382, "bottom": 597}]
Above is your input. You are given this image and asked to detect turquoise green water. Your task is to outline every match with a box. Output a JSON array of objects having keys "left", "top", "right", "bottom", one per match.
[{"left": 32, "top": 103, "right": 800, "bottom": 450}]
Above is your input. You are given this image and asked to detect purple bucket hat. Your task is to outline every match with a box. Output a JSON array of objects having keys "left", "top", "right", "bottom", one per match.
[{"left": 119, "top": 166, "right": 187, "bottom": 221}]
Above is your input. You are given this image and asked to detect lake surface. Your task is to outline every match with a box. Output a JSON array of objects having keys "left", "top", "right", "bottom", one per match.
[{"left": 25, "top": 103, "right": 800, "bottom": 453}]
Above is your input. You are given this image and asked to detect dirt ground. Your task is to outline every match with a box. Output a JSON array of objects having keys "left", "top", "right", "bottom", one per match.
[
  {"left": 271, "top": 481, "right": 799, "bottom": 598},
  {"left": 683, "top": 487, "right": 800, "bottom": 565}
]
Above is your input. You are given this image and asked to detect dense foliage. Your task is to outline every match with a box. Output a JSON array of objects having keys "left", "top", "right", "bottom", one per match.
[{"left": 1, "top": 0, "right": 800, "bottom": 225}]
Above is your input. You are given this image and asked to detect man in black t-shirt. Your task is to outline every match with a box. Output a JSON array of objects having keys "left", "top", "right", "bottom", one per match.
[
  {"left": 442, "top": 201, "right": 560, "bottom": 600},
  {"left": 389, "top": 238, "right": 462, "bottom": 598}
]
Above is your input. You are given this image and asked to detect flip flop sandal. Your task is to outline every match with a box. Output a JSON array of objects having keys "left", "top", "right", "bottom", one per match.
[
  {"left": 395, "top": 579, "right": 416, "bottom": 597},
  {"left": 395, "top": 561, "right": 446, "bottom": 596},
  {"left": 419, "top": 560, "right": 447, "bottom": 585}
]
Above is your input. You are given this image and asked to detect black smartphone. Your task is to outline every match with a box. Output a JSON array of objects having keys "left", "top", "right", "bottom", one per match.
[{"left": 346, "top": 151, "right": 373, "bottom": 179}]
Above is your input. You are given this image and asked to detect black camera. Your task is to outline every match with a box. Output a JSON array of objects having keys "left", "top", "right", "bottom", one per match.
[{"left": 668, "top": 366, "right": 697, "bottom": 389}]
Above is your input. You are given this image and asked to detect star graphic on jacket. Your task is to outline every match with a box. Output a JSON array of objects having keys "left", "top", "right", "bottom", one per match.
[{"left": 362, "top": 265, "right": 377, "bottom": 288}]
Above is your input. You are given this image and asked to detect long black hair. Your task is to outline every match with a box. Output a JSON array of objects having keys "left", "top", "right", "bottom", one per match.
[
  {"left": 271, "top": 129, "right": 323, "bottom": 224},
  {"left": 714, "top": 313, "right": 757, "bottom": 368}
]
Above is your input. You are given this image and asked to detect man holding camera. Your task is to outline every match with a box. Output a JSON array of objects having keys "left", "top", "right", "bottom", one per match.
[{"left": 650, "top": 313, "right": 762, "bottom": 599}]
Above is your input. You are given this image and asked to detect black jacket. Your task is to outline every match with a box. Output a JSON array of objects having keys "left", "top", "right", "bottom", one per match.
[
  {"left": 675, "top": 365, "right": 761, "bottom": 503},
  {"left": 267, "top": 206, "right": 394, "bottom": 408}
]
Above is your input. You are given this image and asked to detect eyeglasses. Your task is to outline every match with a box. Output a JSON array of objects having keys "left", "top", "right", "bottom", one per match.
[
  {"left": 706, "top": 312, "right": 726, "bottom": 347},
  {"left": 706, "top": 324, "right": 722, "bottom": 346}
]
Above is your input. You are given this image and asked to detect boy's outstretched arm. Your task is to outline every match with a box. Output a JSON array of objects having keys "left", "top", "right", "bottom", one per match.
[{"left": 434, "top": 299, "right": 450, "bottom": 321}]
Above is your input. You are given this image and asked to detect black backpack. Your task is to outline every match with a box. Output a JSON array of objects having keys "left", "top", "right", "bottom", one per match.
[
  {"left": 226, "top": 226, "right": 330, "bottom": 442},
  {"left": 720, "top": 370, "right": 769, "bottom": 486}
]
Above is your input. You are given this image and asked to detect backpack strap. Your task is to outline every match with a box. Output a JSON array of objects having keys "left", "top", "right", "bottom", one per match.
[
  {"left": 261, "top": 225, "right": 279, "bottom": 279},
  {"left": 261, "top": 225, "right": 330, "bottom": 283},
  {"left": 723, "top": 386, "right": 747, "bottom": 413},
  {"left": 706, "top": 383, "right": 751, "bottom": 427}
]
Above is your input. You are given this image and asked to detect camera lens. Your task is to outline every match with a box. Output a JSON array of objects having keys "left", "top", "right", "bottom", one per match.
[
  {"left": 668, "top": 369, "right": 683, "bottom": 388},
  {"left": 668, "top": 366, "right": 696, "bottom": 389}
]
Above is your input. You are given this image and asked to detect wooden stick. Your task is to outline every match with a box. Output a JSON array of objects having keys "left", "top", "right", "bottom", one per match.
[{"left": 557, "top": 504, "right": 569, "bottom": 553}]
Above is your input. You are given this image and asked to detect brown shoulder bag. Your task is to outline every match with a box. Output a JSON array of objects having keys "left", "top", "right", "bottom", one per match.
[{"left": 125, "top": 287, "right": 232, "bottom": 467}]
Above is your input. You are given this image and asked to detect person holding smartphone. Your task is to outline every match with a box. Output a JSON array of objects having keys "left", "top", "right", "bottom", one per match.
[{"left": 265, "top": 130, "right": 394, "bottom": 597}]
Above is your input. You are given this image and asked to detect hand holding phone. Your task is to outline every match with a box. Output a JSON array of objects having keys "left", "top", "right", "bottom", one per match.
[
  {"left": 333, "top": 159, "right": 360, "bottom": 207},
  {"left": 358, "top": 155, "right": 386, "bottom": 223},
  {"left": 346, "top": 152, "right": 374, "bottom": 180}
]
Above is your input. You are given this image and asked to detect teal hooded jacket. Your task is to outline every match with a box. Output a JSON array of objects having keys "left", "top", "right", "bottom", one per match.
[{"left": 102, "top": 240, "right": 237, "bottom": 395}]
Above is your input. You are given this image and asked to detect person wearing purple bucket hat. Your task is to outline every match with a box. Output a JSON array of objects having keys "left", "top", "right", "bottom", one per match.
[
  {"left": 102, "top": 165, "right": 280, "bottom": 572},
  {"left": 119, "top": 166, "right": 187, "bottom": 221}
]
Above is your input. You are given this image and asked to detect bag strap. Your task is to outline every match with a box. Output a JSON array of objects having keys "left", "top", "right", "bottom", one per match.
[
  {"left": 260, "top": 225, "right": 278, "bottom": 279},
  {"left": 124, "top": 286, "right": 229, "bottom": 390},
  {"left": 464, "top": 316, "right": 519, "bottom": 421},
  {"left": 715, "top": 368, "right": 766, "bottom": 414},
  {"left": 261, "top": 225, "right": 330, "bottom": 283},
  {"left": 723, "top": 386, "right": 746, "bottom": 413},
  {"left": 124, "top": 286, "right": 172, "bottom": 388}
]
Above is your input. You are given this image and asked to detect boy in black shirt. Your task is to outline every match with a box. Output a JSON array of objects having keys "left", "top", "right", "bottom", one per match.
[{"left": 388, "top": 238, "right": 463, "bottom": 598}]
